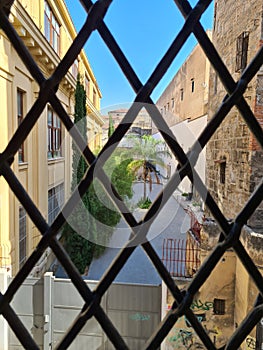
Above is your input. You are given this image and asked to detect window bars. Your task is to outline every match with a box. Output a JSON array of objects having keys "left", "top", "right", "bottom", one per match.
[{"left": 0, "top": 0, "right": 263, "bottom": 349}]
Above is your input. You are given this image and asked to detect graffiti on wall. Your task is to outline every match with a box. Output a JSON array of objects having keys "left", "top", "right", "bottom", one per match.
[
  {"left": 166, "top": 298, "right": 224, "bottom": 349},
  {"left": 246, "top": 336, "right": 256, "bottom": 350},
  {"left": 129, "top": 313, "right": 150, "bottom": 321},
  {"left": 185, "top": 314, "right": 206, "bottom": 327},
  {"left": 190, "top": 299, "right": 214, "bottom": 311},
  {"left": 168, "top": 328, "right": 204, "bottom": 349},
  {"left": 168, "top": 326, "right": 221, "bottom": 349},
  {"left": 167, "top": 299, "right": 214, "bottom": 312}
]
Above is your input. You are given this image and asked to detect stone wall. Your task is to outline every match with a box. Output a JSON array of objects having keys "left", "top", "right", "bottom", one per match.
[
  {"left": 206, "top": 0, "right": 263, "bottom": 228},
  {"left": 249, "top": 75, "right": 263, "bottom": 229}
]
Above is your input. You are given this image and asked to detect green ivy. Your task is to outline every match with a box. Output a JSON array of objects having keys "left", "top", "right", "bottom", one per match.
[
  {"left": 63, "top": 74, "right": 95, "bottom": 274},
  {"left": 63, "top": 76, "right": 134, "bottom": 274}
]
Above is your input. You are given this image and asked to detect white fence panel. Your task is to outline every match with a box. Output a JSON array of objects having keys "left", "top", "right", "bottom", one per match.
[{"left": 7, "top": 272, "right": 161, "bottom": 349}]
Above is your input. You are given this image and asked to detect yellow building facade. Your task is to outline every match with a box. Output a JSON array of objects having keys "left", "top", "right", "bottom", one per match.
[{"left": 0, "top": 0, "right": 103, "bottom": 275}]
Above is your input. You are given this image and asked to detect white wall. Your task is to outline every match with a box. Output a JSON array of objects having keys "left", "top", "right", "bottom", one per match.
[
  {"left": 5, "top": 272, "right": 161, "bottom": 349},
  {"left": 153, "top": 115, "right": 207, "bottom": 199}
]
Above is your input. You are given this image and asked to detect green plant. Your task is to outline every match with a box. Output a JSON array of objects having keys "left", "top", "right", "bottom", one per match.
[
  {"left": 125, "top": 135, "right": 171, "bottom": 200},
  {"left": 63, "top": 80, "right": 134, "bottom": 273},
  {"left": 63, "top": 74, "right": 95, "bottom": 274},
  {"left": 181, "top": 192, "right": 193, "bottom": 200},
  {"left": 181, "top": 192, "right": 189, "bottom": 197},
  {"left": 192, "top": 201, "right": 201, "bottom": 207},
  {"left": 137, "top": 197, "right": 152, "bottom": 209},
  {"left": 108, "top": 114, "right": 114, "bottom": 138}
]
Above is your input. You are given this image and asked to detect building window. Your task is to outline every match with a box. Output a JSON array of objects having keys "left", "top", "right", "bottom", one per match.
[
  {"left": 235, "top": 32, "right": 249, "bottom": 72},
  {"left": 72, "top": 59, "right": 78, "bottom": 80},
  {"left": 48, "top": 183, "right": 64, "bottom": 224},
  {"left": 167, "top": 102, "right": 169, "bottom": 111},
  {"left": 19, "top": 207, "right": 27, "bottom": 268},
  {"left": 220, "top": 161, "right": 226, "bottom": 184},
  {"left": 191, "top": 78, "right": 195, "bottom": 93},
  {"left": 213, "top": 298, "right": 226, "bottom": 315},
  {"left": 17, "top": 89, "right": 25, "bottom": 163},
  {"left": 44, "top": 1, "right": 60, "bottom": 54},
  {"left": 180, "top": 88, "right": 184, "bottom": 101},
  {"left": 47, "top": 107, "right": 62, "bottom": 159},
  {"left": 171, "top": 98, "right": 174, "bottom": 109}
]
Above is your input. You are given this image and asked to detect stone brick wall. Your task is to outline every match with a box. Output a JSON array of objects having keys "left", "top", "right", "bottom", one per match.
[
  {"left": 248, "top": 74, "right": 263, "bottom": 228},
  {"left": 206, "top": 0, "right": 263, "bottom": 228}
]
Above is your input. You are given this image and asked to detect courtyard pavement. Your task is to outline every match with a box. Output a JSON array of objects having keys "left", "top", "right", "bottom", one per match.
[{"left": 56, "top": 182, "right": 191, "bottom": 284}]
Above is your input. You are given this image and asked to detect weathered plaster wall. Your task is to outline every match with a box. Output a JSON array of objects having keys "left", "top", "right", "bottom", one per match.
[{"left": 206, "top": 0, "right": 263, "bottom": 228}]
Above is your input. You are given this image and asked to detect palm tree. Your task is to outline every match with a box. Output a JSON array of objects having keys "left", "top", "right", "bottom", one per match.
[
  {"left": 108, "top": 115, "right": 115, "bottom": 138},
  {"left": 126, "top": 135, "right": 172, "bottom": 201}
]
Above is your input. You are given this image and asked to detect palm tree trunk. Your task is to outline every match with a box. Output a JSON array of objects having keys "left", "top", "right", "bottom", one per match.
[
  {"left": 143, "top": 161, "right": 147, "bottom": 200},
  {"left": 143, "top": 179, "right": 147, "bottom": 200}
]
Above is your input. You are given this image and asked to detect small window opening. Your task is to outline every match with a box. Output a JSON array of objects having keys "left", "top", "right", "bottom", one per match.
[
  {"left": 235, "top": 31, "right": 249, "bottom": 72},
  {"left": 220, "top": 161, "right": 226, "bottom": 184},
  {"left": 180, "top": 88, "right": 184, "bottom": 101},
  {"left": 213, "top": 299, "right": 226, "bottom": 315},
  {"left": 191, "top": 78, "right": 195, "bottom": 93}
]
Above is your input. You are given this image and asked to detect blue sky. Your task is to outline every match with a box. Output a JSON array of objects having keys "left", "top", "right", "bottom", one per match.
[{"left": 65, "top": 0, "right": 214, "bottom": 113}]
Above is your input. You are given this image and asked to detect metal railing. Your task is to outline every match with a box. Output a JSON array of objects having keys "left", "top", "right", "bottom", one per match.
[
  {"left": 184, "top": 207, "right": 202, "bottom": 242},
  {"left": 162, "top": 238, "right": 201, "bottom": 278},
  {"left": 0, "top": 0, "right": 263, "bottom": 349}
]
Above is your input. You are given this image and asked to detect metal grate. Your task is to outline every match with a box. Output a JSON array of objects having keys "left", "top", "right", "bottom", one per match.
[
  {"left": 162, "top": 238, "right": 201, "bottom": 278},
  {"left": 0, "top": 0, "right": 263, "bottom": 349}
]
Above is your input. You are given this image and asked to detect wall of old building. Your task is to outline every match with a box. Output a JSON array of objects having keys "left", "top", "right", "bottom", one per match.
[
  {"left": 160, "top": 1, "right": 263, "bottom": 348},
  {"left": 199, "top": 222, "right": 237, "bottom": 348},
  {"left": 0, "top": 0, "right": 103, "bottom": 275},
  {"left": 162, "top": 220, "right": 263, "bottom": 349},
  {"left": 199, "top": 222, "right": 263, "bottom": 350},
  {"left": 153, "top": 40, "right": 211, "bottom": 205},
  {"left": 162, "top": 250, "right": 236, "bottom": 349},
  {"left": 234, "top": 227, "right": 263, "bottom": 349},
  {"left": 206, "top": 0, "right": 263, "bottom": 227},
  {"left": 156, "top": 33, "right": 211, "bottom": 129},
  {"left": 155, "top": 36, "right": 211, "bottom": 202}
]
